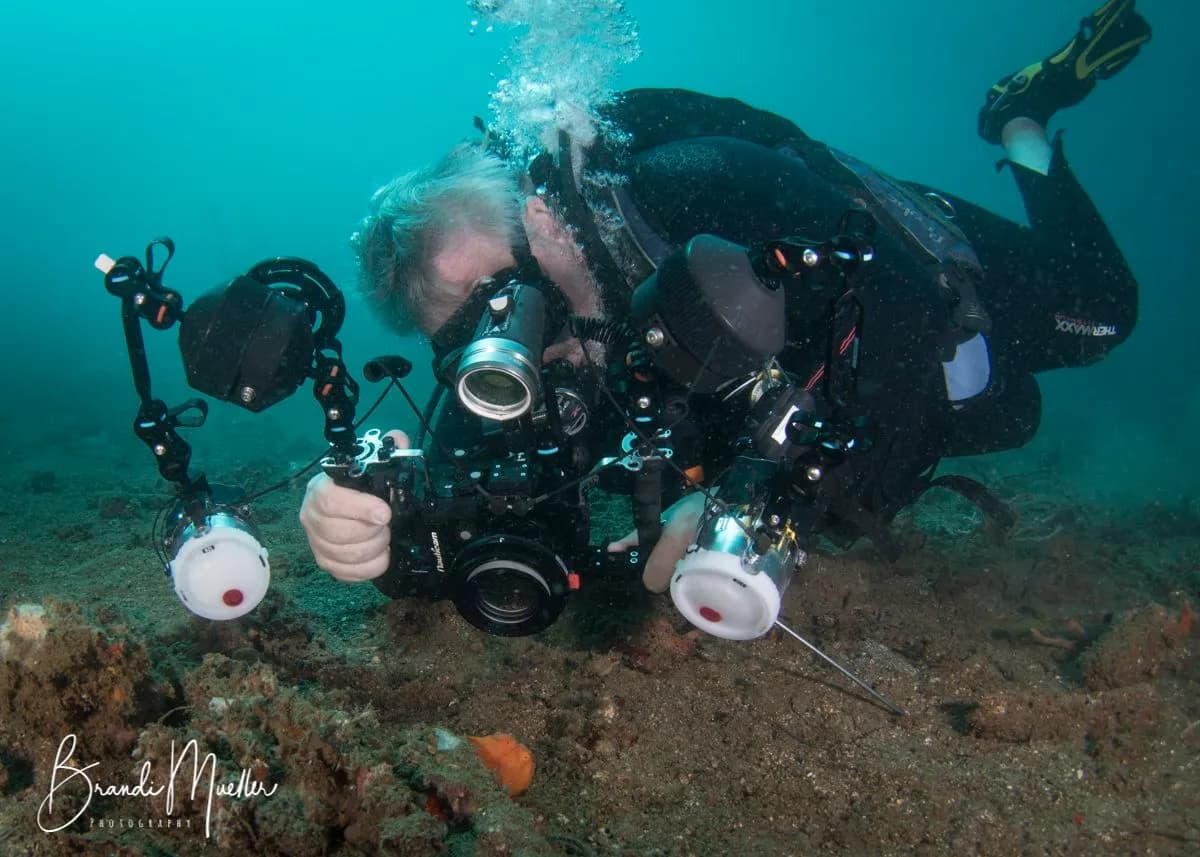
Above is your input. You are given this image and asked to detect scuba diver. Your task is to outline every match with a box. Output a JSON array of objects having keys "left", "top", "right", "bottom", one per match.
[{"left": 300, "top": 1, "right": 1149, "bottom": 595}]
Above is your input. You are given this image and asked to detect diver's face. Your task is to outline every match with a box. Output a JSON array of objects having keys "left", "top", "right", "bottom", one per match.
[
  {"left": 426, "top": 230, "right": 515, "bottom": 334},
  {"left": 426, "top": 198, "right": 602, "bottom": 366}
]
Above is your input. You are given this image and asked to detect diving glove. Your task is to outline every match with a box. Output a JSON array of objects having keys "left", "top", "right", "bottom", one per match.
[{"left": 978, "top": 0, "right": 1151, "bottom": 144}]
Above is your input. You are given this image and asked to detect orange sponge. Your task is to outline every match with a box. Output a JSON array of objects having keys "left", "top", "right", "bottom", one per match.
[{"left": 469, "top": 733, "right": 534, "bottom": 796}]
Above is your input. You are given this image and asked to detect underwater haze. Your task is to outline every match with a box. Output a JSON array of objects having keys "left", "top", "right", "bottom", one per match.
[
  {"left": 1, "top": 2, "right": 1199, "bottom": 855},
  {"left": 0, "top": 0, "right": 1193, "bottom": 506}
]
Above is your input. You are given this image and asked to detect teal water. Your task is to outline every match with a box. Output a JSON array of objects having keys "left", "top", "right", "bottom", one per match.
[
  {"left": 0, "top": 5, "right": 1195, "bottom": 853},
  {"left": 0, "top": 0, "right": 1193, "bottom": 506}
]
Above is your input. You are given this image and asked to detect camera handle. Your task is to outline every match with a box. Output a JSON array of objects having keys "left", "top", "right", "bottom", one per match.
[
  {"left": 321, "top": 429, "right": 425, "bottom": 506},
  {"left": 632, "top": 455, "right": 664, "bottom": 555},
  {"left": 607, "top": 420, "right": 676, "bottom": 563}
]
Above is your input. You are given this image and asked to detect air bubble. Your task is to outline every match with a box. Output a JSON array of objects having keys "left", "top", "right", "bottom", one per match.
[{"left": 467, "top": 0, "right": 642, "bottom": 165}]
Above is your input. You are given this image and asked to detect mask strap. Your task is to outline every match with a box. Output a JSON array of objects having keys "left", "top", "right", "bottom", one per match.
[{"left": 509, "top": 215, "right": 542, "bottom": 279}]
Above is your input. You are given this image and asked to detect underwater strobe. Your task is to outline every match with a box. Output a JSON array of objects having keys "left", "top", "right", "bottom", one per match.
[
  {"left": 159, "top": 486, "right": 271, "bottom": 621},
  {"left": 98, "top": 238, "right": 358, "bottom": 620},
  {"left": 670, "top": 459, "right": 805, "bottom": 640}
]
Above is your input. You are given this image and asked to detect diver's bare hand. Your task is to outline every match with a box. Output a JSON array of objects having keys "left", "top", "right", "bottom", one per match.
[
  {"left": 606, "top": 492, "right": 706, "bottom": 593},
  {"left": 299, "top": 430, "right": 408, "bottom": 582}
]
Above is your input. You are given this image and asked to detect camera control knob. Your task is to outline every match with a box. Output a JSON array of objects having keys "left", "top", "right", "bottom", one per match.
[{"left": 488, "top": 294, "right": 512, "bottom": 320}]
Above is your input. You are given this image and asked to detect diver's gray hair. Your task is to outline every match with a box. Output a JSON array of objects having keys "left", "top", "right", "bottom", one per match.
[{"left": 352, "top": 145, "right": 524, "bottom": 334}]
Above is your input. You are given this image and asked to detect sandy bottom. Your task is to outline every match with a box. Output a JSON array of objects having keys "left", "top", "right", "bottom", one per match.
[{"left": 0, "top": 439, "right": 1197, "bottom": 856}]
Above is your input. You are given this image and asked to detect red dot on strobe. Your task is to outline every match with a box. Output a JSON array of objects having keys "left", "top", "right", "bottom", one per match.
[
  {"left": 699, "top": 606, "right": 722, "bottom": 622},
  {"left": 222, "top": 589, "right": 245, "bottom": 607}
]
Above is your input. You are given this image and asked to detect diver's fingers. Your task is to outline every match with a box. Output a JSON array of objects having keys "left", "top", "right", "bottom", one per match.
[
  {"left": 383, "top": 429, "right": 411, "bottom": 449},
  {"left": 606, "top": 529, "right": 638, "bottom": 552},
  {"left": 643, "top": 493, "right": 707, "bottom": 591},
  {"left": 314, "top": 548, "right": 391, "bottom": 583},
  {"left": 298, "top": 430, "right": 410, "bottom": 583},
  {"left": 606, "top": 492, "right": 709, "bottom": 592},
  {"left": 305, "top": 525, "right": 391, "bottom": 571},
  {"left": 301, "top": 473, "right": 391, "bottom": 530},
  {"left": 641, "top": 528, "right": 694, "bottom": 593},
  {"left": 302, "top": 511, "right": 390, "bottom": 550},
  {"left": 304, "top": 522, "right": 391, "bottom": 582},
  {"left": 664, "top": 492, "right": 707, "bottom": 531}
]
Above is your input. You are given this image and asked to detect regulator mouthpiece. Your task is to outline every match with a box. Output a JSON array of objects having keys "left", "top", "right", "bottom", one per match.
[
  {"left": 165, "top": 504, "right": 270, "bottom": 620},
  {"left": 670, "top": 507, "right": 804, "bottom": 640}
]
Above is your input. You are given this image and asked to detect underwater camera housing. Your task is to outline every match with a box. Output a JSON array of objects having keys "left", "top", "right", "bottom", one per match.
[
  {"left": 322, "top": 428, "right": 615, "bottom": 637},
  {"left": 97, "top": 216, "right": 872, "bottom": 641}
]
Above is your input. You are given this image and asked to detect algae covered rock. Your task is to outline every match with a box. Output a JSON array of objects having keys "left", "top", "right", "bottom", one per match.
[
  {"left": 0, "top": 602, "right": 167, "bottom": 764},
  {"left": 128, "top": 654, "right": 559, "bottom": 855},
  {"left": 1081, "top": 602, "right": 1194, "bottom": 691}
]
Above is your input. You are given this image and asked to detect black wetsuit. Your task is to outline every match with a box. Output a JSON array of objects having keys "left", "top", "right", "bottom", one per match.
[{"left": 577, "top": 89, "right": 1139, "bottom": 543}]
